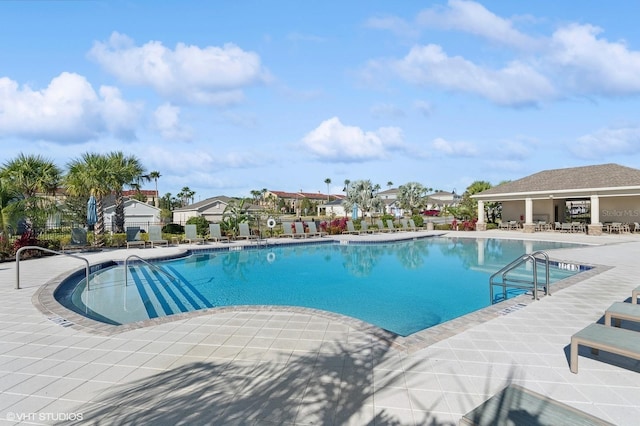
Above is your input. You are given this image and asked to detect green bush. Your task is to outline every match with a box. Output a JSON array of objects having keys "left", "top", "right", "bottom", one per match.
[
  {"left": 411, "top": 215, "right": 424, "bottom": 227},
  {"left": 162, "top": 223, "right": 184, "bottom": 234},
  {"left": 186, "top": 216, "right": 210, "bottom": 236}
]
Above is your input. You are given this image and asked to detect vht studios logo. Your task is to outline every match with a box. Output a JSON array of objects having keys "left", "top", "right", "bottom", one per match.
[{"left": 6, "top": 412, "right": 84, "bottom": 422}]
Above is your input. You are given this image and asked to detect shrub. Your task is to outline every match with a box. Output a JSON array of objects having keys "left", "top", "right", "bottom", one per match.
[
  {"left": 162, "top": 223, "right": 184, "bottom": 234},
  {"left": 411, "top": 215, "right": 424, "bottom": 227},
  {"left": 186, "top": 216, "right": 210, "bottom": 236}
]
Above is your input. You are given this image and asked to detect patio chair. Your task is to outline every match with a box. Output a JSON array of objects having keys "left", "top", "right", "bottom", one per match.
[
  {"left": 294, "top": 222, "right": 308, "bottom": 238},
  {"left": 386, "top": 219, "right": 399, "bottom": 232},
  {"left": 184, "top": 224, "right": 205, "bottom": 244},
  {"left": 62, "top": 227, "right": 91, "bottom": 251},
  {"left": 307, "top": 221, "right": 325, "bottom": 237},
  {"left": 342, "top": 221, "right": 361, "bottom": 235},
  {"left": 375, "top": 219, "right": 390, "bottom": 232},
  {"left": 400, "top": 219, "right": 414, "bottom": 231},
  {"left": 148, "top": 225, "right": 168, "bottom": 247},
  {"left": 605, "top": 301, "right": 640, "bottom": 327},
  {"left": 360, "top": 221, "right": 373, "bottom": 233},
  {"left": 208, "top": 223, "right": 229, "bottom": 243},
  {"left": 126, "top": 226, "right": 146, "bottom": 249},
  {"left": 460, "top": 383, "right": 614, "bottom": 425},
  {"left": 409, "top": 219, "right": 424, "bottom": 231},
  {"left": 570, "top": 323, "right": 640, "bottom": 374},
  {"left": 237, "top": 223, "right": 258, "bottom": 240},
  {"left": 279, "top": 222, "right": 295, "bottom": 238}
]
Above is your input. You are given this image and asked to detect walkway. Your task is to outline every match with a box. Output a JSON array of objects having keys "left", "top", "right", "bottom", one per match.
[{"left": 1, "top": 230, "right": 639, "bottom": 425}]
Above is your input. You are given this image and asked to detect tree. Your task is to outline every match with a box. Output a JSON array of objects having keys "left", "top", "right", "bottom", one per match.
[
  {"left": 459, "top": 180, "right": 493, "bottom": 220},
  {"left": 324, "top": 178, "right": 331, "bottom": 202},
  {"left": 221, "top": 199, "right": 248, "bottom": 237},
  {"left": 1, "top": 153, "right": 62, "bottom": 232},
  {"left": 0, "top": 177, "right": 23, "bottom": 257},
  {"left": 397, "top": 182, "right": 430, "bottom": 215},
  {"left": 65, "top": 153, "right": 112, "bottom": 246},
  {"left": 149, "top": 171, "right": 161, "bottom": 207},
  {"left": 107, "top": 152, "right": 146, "bottom": 234},
  {"left": 387, "top": 181, "right": 393, "bottom": 189},
  {"left": 177, "top": 187, "right": 195, "bottom": 207},
  {"left": 342, "top": 179, "right": 382, "bottom": 222}
]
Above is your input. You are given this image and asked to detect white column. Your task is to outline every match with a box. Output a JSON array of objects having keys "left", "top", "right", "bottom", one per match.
[
  {"left": 525, "top": 197, "right": 533, "bottom": 224},
  {"left": 477, "top": 200, "right": 485, "bottom": 224},
  {"left": 591, "top": 195, "right": 600, "bottom": 224}
]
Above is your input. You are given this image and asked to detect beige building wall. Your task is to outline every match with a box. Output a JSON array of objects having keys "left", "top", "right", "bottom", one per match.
[{"left": 600, "top": 196, "right": 640, "bottom": 224}]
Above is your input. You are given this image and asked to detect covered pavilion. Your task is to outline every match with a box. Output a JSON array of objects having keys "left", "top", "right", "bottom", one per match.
[{"left": 472, "top": 163, "right": 640, "bottom": 235}]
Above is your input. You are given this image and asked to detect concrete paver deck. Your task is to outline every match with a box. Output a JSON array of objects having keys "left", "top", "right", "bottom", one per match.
[{"left": 1, "top": 230, "right": 640, "bottom": 425}]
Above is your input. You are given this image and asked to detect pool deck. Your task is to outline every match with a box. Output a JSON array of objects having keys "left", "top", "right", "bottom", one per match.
[{"left": 2, "top": 230, "right": 640, "bottom": 425}]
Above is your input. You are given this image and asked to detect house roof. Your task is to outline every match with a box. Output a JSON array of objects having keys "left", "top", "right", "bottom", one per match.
[
  {"left": 173, "top": 195, "right": 235, "bottom": 212},
  {"left": 474, "top": 164, "right": 640, "bottom": 200}
]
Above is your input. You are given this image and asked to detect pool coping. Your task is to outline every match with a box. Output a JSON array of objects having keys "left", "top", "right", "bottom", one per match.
[{"left": 31, "top": 235, "right": 608, "bottom": 353}]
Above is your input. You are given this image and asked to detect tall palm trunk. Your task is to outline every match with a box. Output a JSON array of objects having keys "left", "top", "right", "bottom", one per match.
[
  {"left": 114, "top": 190, "right": 125, "bottom": 233},
  {"left": 95, "top": 197, "right": 105, "bottom": 247}
]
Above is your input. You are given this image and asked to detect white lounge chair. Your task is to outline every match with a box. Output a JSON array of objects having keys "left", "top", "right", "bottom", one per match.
[
  {"left": 185, "top": 224, "right": 205, "bottom": 244},
  {"left": 148, "top": 225, "right": 168, "bottom": 247},
  {"left": 307, "top": 221, "right": 325, "bottom": 237},
  {"left": 237, "top": 223, "right": 258, "bottom": 240},
  {"left": 208, "top": 223, "right": 229, "bottom": 243},
  {"left": 342, "top": 221, "right": 361, "bottom": 235},
  {"left": 293, "top": 222, "right": 308, "bottom": 238},
  {"left": 386, "top": 219, "right": 398, "bottom": 232},
  {"left": 409, "top": 219, "right": 423, "bottom": 231},
  {"left": 279, "top": 222, "right": 295, "bottom": 238},
  {"left": 376, "top": 219, "right": 390, "bottom": 232},
  {"left": 570, "top": 323, "right": 640, "bottom": 374}
]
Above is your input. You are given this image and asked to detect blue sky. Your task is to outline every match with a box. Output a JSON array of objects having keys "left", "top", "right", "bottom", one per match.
[{"left": 2, "top": 0, "right": 640, "bottom": 201}]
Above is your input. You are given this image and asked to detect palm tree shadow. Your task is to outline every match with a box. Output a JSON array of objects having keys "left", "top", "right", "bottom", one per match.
[{"left": 61, "top": 340, "right": 457, "bottom": 425}]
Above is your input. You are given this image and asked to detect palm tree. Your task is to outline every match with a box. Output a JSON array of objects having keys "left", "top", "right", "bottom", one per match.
[
  {"left": 0, "top": 177, "right": 23, "bottom": 257},
  {"left": 149, "top": 171, "right": 161, "bottom": 207},
  {"left": 107, "top": 152, "right": 146, "bottom": 234},
  {"left": 397, "top": 182, "right": 430, "bottom": 215},
  {"left": 177, "top": 187, "right": 195, "bottom": 207},
  {"left": 1, "top": 153, "right": 61, "bottom": 232},
  {"left": 343, "top": 179, "right": 381, "bottom": 222},
  {"left": 324, "top": 178, "right": 331, "bottom": 202},
  {"left": 387, "top": 181, "right": 393, "bottom": 189},
  {"left": 65, "top": 153, "right": 112, "bottom": 246}
]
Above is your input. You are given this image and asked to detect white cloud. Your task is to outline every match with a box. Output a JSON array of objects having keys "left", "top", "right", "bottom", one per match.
[
  {"left": 301, "top": 117, "right": 405, "bottom": 162},
  {"left": 0, "top": 72, "right": 140, "bottom": 143},
  {"left": 549, "top": 24, "right": 640, "bottom": 95},
  {"left": 88, "top": 32, "right": 270, "bottom": 105},
  {"left": 571, "top": 126, "right": 640, "bottom": 159},
  {"left": 392, "top": 44, "right": 555, "bottom": 106},
  {"left": 153, "top": 103, "right": 192, "bottom": 141},
  {"left": 417, "top": 0, "right": 540, "bottom": 50},
  {"left": 364, "top": 15, "right": 419, "bottom": 38},
  {"left": 431, "top": 137, "right": 478, "bottom": 157}
]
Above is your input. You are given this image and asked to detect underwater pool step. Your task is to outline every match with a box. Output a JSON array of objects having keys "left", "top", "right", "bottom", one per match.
[{"left": 130, "top": 265, "right": 212, "bottom": 318}]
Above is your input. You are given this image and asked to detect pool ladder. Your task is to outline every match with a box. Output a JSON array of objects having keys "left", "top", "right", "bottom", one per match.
[
  {"left": 124, "top": 255, "right": 179, "bottom": 287},
  {"left": 489, "top": 250, "right": 550, "bottom": 303}
]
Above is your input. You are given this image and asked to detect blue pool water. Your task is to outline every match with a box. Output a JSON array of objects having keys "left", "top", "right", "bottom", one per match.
[{"left": 59, "top": 237, "right": 586, "bottom": 336}]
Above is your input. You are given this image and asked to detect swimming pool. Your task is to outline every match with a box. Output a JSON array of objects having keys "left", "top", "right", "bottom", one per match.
[{"left": 57, "top": 237, "right": 586, "bottom": 336}]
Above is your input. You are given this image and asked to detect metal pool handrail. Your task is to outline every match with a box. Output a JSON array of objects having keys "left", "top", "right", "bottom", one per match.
[
  {"left": 490, "top": 250, "right": 550, "bottom": 303},
  {"left": 124, "top": 254, "right": 179, "bottom": 287},
  {"left": 15, "top": 246, "right": 91, "bottom": 290}
]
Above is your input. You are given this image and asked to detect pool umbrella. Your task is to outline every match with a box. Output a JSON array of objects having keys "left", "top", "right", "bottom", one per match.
[
  {"left": 87, "top": 195, "right": 97, "bottom": 230},
  {"left": 352, "top": 203, "right": 358, "bottom": 220}
]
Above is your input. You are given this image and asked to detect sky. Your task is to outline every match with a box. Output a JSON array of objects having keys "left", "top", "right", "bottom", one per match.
[{"left": 1, "top": 0, "right": 640, "bottom": 201}]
